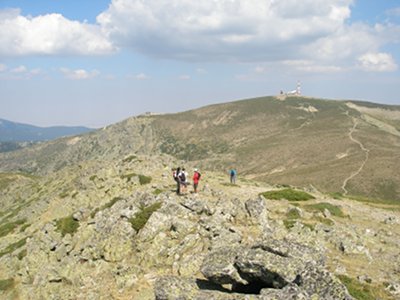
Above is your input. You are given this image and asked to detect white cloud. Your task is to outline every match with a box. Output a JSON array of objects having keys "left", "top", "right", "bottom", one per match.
[
  {"left": 97, "top": 0, "right": 354, "bottom": 62},
  {"left": 196, "top": 68, "right": 207, "bottom": 74},
  {"left": 0, "top": 8, "right": 115, "bottom": 56},
  {"left": 95, "top": 0, "right": 400, "bottom": 73},
  {"left": 135, "top": 73, "right": 149, "bottom": 80},
  {"left": 283, "top": 60, "right": 342, "bottom": 73},
  {"left": 387, "top": 7, "right": 400, "bottom": 17},
  {"left": 0, "top": 65, "right": 44, "bottom": 79},
  {"left": 254, "top": 66, "right": 266, "bottom": 73},
  {"left": 358, "top": 52, "right": 398, "bottom": 72},
  {"left": 11, "top": 65, "right": 27, "bottom": 73},
  {"left": 60, "top": 68, "right": 100, "bottom": 80},
  {"left": 179, "top": 75, "right": 191, "bottom": 80}
]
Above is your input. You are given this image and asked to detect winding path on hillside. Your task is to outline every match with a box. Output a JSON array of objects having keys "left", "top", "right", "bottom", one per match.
[{"left": 341, "top": 113, "right": 370, "bottom": 195}]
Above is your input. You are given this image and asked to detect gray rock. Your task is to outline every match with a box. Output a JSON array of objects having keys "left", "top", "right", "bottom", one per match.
[
  {"left": 385, "top": 282, "right": 400, "bottom": 296},
  {"left": 295, "top": 264, "right": 353, "bottom": 300},
  {"left": 181, "top": 197, "right": 212, "bottom": 215},
  {"left": 260, "top": 283, "right": 310, "bottom": 300},
  {"left": 253, "top": 238, "right": 325, "bottom": 266},
  {"left": 154, "top": 276, "right": 258, "bottom": 300},
  {"left": 235, "top": 248, "right": 304, "bottom": 288},
  {"left": 245, "top": 198, "right": 266, "bottom": 219},
  {"left": 201, "top": 246, "right": 247, "bottom": 285}
]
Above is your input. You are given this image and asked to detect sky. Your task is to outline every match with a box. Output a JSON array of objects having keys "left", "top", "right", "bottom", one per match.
[{"left": 1, "top": 0, "right": 400, "bottom": 127}]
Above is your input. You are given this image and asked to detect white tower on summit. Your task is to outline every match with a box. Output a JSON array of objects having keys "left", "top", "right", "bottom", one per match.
[{"left": 296, "top": 81, "right": 301, "bottom": 96}]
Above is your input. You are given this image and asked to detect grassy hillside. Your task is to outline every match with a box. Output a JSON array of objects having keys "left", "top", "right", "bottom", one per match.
[
  {"left": 152, "top": 96, "right": 400, "bottom": 201},
  {"left": 0, "top": 96, "right": 399, "bottom": 202}
]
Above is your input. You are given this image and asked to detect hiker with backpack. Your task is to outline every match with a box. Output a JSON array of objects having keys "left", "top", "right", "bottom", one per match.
[
  {"left": 178, "top": 167, "right": 187, "bottom": 194},
  {"left": 174, "top": 167, "right": 181, "bottom": 194},
  {"left": 193, "top": 168, "right": 201, "bottom": 193},
  {"left": 229, "top": 168, "right": 237, "bottom": 184}
]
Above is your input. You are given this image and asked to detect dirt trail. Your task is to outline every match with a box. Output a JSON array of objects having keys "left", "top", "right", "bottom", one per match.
[{"left": 341, "top": 114, "right": 370, "bottom": 195}]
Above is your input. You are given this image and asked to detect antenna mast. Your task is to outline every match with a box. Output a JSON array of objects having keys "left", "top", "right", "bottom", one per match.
[{"left": 297, "top": 81, "right": 301, "bottom": 96}]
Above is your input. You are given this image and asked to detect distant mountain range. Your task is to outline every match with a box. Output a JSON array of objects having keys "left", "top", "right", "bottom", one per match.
[{"left": 0, "top": 118, "right": 93, "bottom": 142}]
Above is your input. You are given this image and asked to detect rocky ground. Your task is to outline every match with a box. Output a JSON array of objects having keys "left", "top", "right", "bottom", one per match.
[{"left": 0, "top": 154, "right": 399, "bottom": 299}]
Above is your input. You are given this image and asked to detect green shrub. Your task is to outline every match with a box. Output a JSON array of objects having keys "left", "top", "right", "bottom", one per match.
[
  {"left": 338, "top": 275, "right": 375, "bottom": 300},
  {"left": 259, "top": 189, "right": 315, "bottom": 201},
  {"left": 283, "top": 219, "right": 297, "bottom": 229},
  {"left": 89, "top": 175, "right": 97, "bottom": 181},
  {"left": 17, "top": 249, "right": 27, "bottom": 260},
  {"left": 286, "top": 209, "right": 301, "bottom": 219},
  {"left": 139, "top": 175, "right": 152, "bottom": 185},
  {"left": 129, "top": 202, "right": 162, "bottom": 232},
  {"left": 153, "top": 188, "right": 163, "bottom": 195},
  {"left": 59, "top": 191, "right": 70, "bottom": 198},
  {"left": 314, "top": 216, "right": 335, "bottom": 226},
  {"left": 221, "top": 183, "right": 240, "bottom": 187},
  {"left": 90, "top": 196, "right": 123, "bottom": 218},
  {"left": 283, "top": 208, "right": 301, "bottom": 229},
  {"left": 123, "top": 155, "right": 137, "bottom": 163},
  {"left": 0, "top": 237, "right": 27, "bottom": 258},
  {"left": 19, "top": 223, "right": 31, "bottom": 233},
  {"left": 121, "top": 173, "right": 137, "bottom": 182},
  {"left": 330, "top": 192, "right": 343, "bottom": 200},
  {"left": 55, "top": 216, "right": 79, "bottom": 237},
  {"left": 0, "top": 219, "right": 27, "bottom": 238},
  {"left": 304, "top": 202, "right": 345, "bottom": 218},
  {"left": 0, "top": 278, "right": 14, "bottom": 291}
]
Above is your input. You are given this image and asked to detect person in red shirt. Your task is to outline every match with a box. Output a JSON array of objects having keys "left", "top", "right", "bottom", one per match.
[{"left": 192, "top": 168, "right": 201, "bottom": 193}]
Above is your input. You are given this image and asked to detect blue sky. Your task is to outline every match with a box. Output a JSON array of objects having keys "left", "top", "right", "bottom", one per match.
[{"left": 1, "top": 0, "right": 399, "bottom": 127}]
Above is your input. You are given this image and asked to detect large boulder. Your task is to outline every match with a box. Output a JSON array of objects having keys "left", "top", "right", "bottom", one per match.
[
  {"left": 201, "top": 246, "right": 247, "bottom": 285},
  {"left": 235, "top": 248, "right": 304, "bottom": 289}
]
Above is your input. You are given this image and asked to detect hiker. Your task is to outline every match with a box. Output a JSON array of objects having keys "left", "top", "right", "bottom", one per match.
[
  {"left": 229, "top": 168, "right": 237, "bottom": 184},
  {"left": 174, "top": 167, "right": 181, "bottom": 194},
  {"left": 192, "top": 168, "right": 201, "bottom": 193},
  {"left": 178, "top": 167, "right": 187, "bottom": 194},
  {"left": 182, "top": 168, "right": 189, "bottom": 186}
]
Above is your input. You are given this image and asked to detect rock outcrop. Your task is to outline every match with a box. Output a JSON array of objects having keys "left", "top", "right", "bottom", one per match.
[{"left": 1, "top": 153, "right": 399, "bottom": 299}]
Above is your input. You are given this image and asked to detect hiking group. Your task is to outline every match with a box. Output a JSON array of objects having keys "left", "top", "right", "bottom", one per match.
[{"left": 173, "top": 167, "right": 201, "bottom": 195}]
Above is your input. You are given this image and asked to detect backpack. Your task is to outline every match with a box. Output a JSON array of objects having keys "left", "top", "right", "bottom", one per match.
[
  {"left": 197, "top": 172, "right": 201, "bottom": 180},
  {"left": 179, "top": 172, "right": 186, "bottom": 182},
  {"left": 173, "top": 171, "right": 178, "bottom": 182}
]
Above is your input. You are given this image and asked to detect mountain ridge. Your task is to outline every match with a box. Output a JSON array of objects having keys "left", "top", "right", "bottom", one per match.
[
  {"left": 1, "top": 96, "right": 399, "bottom": 201},
  {"left": 0, "top": 118, "right": 93, "bottom": 143}
]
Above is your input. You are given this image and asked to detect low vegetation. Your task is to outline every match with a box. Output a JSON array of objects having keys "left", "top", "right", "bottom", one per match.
[
  {"left": 0, "top": 219, "right": 27, "bottom": 238},
  {"left": 129, "top": 202, "right": 162, "bottom": 232},
  {"left": 122, "top": 155, "right": 137, "bottom": 163},
  {"left": 17, "top": 248, "right": 27, "bottom": 260},
  {"left": 139, "top": 175, "right": 152, "bottom": 185},
  {"left": 347, "top": 194, "right": 400, "bottom": 207},
  {"left": 283, "top": 208, "right": 301, "bottom": 229},
  {"left": 153, "top": 188, "right": 163, "bottom": 195},
  {"left": 338, "top": 275, "right": 392, "bottom": 300},
  {"left": 304, "top": 202, "right": 345, "bottom": 218},
  {"left": 221, "top": 183, "right": 240, "bottom": 187},
  {"left": 0, "top": 237, "right": 28, "bottom": 258},
  {"left": 120, "top": 173, "right": 137, "bottom": 182},
  {"left": 260, "top": 188, "right": 315, "bottom": 201},
  {"left": 90, "top": 197, "right": 123, "bottom": 218},
  {"left": 55, "top": 215, "right": 79, "bottom": 237},
  {"left": 0, "top": 278, "right": 14, "bottom": 292}
]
